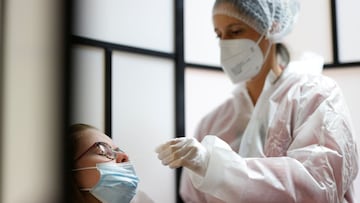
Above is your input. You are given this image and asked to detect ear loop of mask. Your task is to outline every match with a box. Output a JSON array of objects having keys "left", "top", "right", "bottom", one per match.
[
  {"left": 72, "top": 166, "right": 97, "bottom": 191},
  {"left": 79, "top": 188, "right": 92, "bottom": 191},
  {"left": 258, "top": 32, "right": 272, "bottom": 64},
  {"left": 262, "top": 34, "right": 285, "bottom": 85},
  {"left": 250, "top": 33, "right": 273, "bottom": 86},
  {"left": 72, "top": 166, "right": 97, "bottom": 171}
]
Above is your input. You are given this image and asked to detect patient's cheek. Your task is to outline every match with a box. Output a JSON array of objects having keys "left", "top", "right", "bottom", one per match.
[{"left": 74, "top": 169, "right": 100, "bottom": 188}]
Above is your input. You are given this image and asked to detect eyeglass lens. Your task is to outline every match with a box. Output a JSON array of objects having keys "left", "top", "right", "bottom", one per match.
[{"left": 96, "top": 142, "right": 123, "bottom": 160}]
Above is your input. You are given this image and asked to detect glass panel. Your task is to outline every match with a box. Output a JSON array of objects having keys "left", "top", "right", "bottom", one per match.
[
  {"left": 185, "top": 68, "right": 234, "bottom": 138},
  {"left": 112, "top": 51, "right": 175, "bottom": 203},
  {"left": 185, "top": 0, "right": 333, "bottom": 65},
  {"left": 72, "top": 0, "right": 174, "bottom": 52},
  {"left": 185, "top": 0, "right": 221, "bottom": 67},
  {"left": 336, "top": 0, "right": 360, "bottom": 62},
  {"left": 282, "top": 0, "right": 333, "bottom": 64},
  {"left": 71, "top": 45, "right": 105, "bottom": 131}
]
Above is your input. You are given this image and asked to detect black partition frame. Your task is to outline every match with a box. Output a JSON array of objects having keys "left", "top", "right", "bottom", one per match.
[{"left": 71, "top": 1, "right": 359, "bottom": 202}]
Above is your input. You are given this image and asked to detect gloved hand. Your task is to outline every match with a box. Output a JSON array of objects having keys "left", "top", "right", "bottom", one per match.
[{"left": 155, "top": 137, "right": 210, "bottom": 177}]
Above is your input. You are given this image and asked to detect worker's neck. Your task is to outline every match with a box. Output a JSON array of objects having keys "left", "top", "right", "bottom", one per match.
[{"left": 246, "top": 49, "right": 280, "bottom": 105}]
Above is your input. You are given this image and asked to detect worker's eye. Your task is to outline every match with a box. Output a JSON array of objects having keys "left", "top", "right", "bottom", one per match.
[
  {"left": 215, "top": 31, "right": 221, "bottom": 39},
  {"left": 230, "top": 28, "right": 245, "bottom": 36}
]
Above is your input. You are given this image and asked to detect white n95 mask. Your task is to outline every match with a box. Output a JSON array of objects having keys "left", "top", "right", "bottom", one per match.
[
  {"left": 219, "top": 36, "right": 268, "bottom": 84},
  {"left": 73, "top": 162, "right": 139, "bottom": 203}
]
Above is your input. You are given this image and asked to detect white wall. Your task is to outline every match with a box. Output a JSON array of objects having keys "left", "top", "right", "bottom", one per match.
[
  {"left": 112, "top": 51, "right": 175, "bottom": 202},
  {"left": 336, "top": 0, "right": 360, "bottom": 63},
  {"left": 1, "top": 0, "right": 63, "bottom": 202},
  {"left": 72, "top": 0, "right": 174, "bottom": 52},
  {"left": 71, "top": 45, "right": 105, "bottom": 131}
]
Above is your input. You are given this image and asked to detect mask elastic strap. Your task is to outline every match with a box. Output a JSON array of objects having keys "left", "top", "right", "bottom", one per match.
[
  {"left": 260, "top": 34, "right": 281, "bottom": 85},
  {"left": 263, "top": 39, "right": 272, "bottom": 63},
  {"left": 256, "top": 32, "right": 272, "bottom": 65},
  {"left": 79, "top": 188, "right": 92, "bottom": 191},
  {"left": 255, "top": 32, "right": 266, "bottom": 46},
  {"left": 72, "top": 166, "right": 97, "bottom": 172},
  {"left": 72, "top": 167, "right": 97, "bottom": 192}
]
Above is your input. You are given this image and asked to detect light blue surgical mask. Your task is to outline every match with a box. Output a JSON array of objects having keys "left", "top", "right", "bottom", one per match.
[{"left": 73, "top": 162, "right": 139, "bottom": 203}]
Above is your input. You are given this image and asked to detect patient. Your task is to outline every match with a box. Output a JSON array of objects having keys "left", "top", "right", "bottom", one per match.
[{"left": 69, "top": 123, "right": 153, "bottom": 203}]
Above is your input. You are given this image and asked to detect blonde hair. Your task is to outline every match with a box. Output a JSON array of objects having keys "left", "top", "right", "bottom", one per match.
[{"left": 68, "top": 123, "right": 97, "bottom": 203}]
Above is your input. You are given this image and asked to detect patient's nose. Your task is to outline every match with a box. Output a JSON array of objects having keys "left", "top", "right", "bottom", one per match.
[{"left": 115, "top": 151, "right": 129, "bottom": 163}]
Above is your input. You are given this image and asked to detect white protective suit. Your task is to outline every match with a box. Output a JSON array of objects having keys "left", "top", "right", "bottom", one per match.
[{"left": 180, "top": 62, "right": 359, "bottom": 203}]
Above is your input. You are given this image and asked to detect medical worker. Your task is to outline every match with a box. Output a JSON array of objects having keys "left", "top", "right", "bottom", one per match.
[{"left": 156, "top": 0, "right": 359, "bottom": 202}]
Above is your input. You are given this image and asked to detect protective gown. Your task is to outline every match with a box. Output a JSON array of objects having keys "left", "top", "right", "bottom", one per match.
[{"left": 180, "top": 64, "right": 359, "bottom": 203}]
